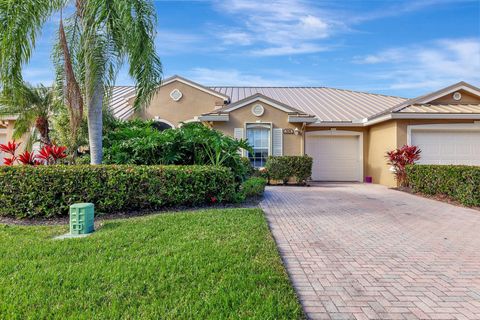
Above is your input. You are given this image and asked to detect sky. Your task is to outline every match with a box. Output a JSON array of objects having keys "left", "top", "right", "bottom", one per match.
[{"left": 24, "top": 0, "right": 480, "bottom": 98}]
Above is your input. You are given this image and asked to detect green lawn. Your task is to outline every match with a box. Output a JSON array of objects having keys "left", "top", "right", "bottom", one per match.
[{"left": 0, "top": 208, "right": 302, "bottom": 319}]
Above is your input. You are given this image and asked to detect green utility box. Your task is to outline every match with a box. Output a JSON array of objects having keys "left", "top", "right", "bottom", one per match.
[{"left": 70, "top": 203, "right": 95, "bottom": 235}]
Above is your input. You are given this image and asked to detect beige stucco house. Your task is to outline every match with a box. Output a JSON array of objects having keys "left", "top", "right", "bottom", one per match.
[{"left": 2, "top": 76, "right": 479, "bottom": 186}]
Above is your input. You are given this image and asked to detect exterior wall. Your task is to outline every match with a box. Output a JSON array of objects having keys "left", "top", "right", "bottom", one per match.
[
  {"left": 212, "top": 101, "right": 303, "bottom": 156},
  {"left": 366, "top": 120, "right": 398, "bottom": 187},
  {"left": 305, "top": 126, "right": 369, "bottom": 180},
  {"left": 430, "top": 90, "right": 480, "bottom": 104},
  {"left": 137, "top": 80, "right": 226, "bottom": 126},
  {"left": 366, "top": 119, "right": 478, "bottom": 187}
]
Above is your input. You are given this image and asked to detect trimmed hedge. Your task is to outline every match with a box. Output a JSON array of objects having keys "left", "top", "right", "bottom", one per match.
[
  {"left": 266, "top": 156, "right": 312, "bottom": 185},
  {"left": 0, "top": 165, "right": 237, "bottom": 218},
  {"left": 406, "top": 165, "right": 480, "bottom": 207},
  {"left": 241, "top": 177, "right": 267, "bottom": 198}
]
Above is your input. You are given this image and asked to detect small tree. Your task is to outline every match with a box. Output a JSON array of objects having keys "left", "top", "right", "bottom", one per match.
[{"left": 386, "top": 145, "right": 421, "bottom": 187}]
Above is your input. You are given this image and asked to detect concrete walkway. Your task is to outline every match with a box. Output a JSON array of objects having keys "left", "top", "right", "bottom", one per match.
[{"left": 261, "top": 183, "right": 480, "bottom": 320}]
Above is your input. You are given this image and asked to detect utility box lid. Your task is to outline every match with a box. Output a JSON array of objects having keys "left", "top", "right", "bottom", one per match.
[{"left": 70, "top": 203, "right": 95, "bottom": 235}]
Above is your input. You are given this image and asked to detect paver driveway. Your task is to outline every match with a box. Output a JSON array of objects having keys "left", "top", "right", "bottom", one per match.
[{"left": 261, "top": 183, "right": 480, "bottom": 320}]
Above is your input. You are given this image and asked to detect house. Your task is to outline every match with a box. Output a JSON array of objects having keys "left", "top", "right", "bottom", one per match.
[
  {"left": 2, "top": 76, "right": 479, "bottom": 186},
  {"left": 107, "top": 76, "right": 480, "bottom": 187}
]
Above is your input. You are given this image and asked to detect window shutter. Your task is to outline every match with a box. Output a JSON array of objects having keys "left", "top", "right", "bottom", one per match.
[
  {"left": 272, "top": 128, "right": 283, "bottom": 156},
  {"left": 234, "top": 128, "right": 244, "bottom": 156}
]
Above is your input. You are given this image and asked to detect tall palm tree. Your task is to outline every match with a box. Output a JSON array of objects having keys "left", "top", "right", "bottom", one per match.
[
  {"left": 0, "top": 83, "right": 59, "bottom": 146},
  {"left": 0, "top": 0, "right": 162, "bottom": 164}
]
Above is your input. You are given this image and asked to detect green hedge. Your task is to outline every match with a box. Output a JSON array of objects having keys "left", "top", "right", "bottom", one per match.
[
  {"left": 0, "top": 165, "right": 237, "bottom": 218},
  {"left": 265, "top": 156, "right": 312, "bottom": 184},
  {"left": 241, "top": 177, "right": 267, "bottom": 198},
  {"left": 406, "top": 165, "right": 480, "bottom": 207}
]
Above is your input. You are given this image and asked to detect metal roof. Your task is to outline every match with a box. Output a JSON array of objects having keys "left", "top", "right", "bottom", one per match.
[
  {"left": 109, "top": 86, "right": 136, "bottom": 120},
  {"left": 210, "top": 87, "right": 406, "bottom": 122},
  {"left": 398, "top": 104, "right": 480, "bottom": 113}
]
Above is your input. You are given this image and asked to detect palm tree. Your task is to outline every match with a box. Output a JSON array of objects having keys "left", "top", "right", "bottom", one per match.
[
  {"left": 0, "top": 83, "right": 59, "bottom": 146},
  {"left": 0, "top": 0, "right": 162, "bottom": 164}
]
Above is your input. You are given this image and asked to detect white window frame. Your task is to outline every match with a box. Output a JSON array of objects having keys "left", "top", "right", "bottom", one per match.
[{"left": 245, "top": 122, "right": 272, "bottom": 168}]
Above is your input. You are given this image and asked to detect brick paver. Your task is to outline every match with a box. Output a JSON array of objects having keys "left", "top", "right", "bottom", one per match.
[{"left": 261, "top": 183, "right": 480, "bottom": 320}]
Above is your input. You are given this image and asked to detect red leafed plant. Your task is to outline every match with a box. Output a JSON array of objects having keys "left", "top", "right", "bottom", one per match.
[
  {"left": 37, "top": 145, "right": 67, "bottom": 164},
  {"left": 17, "top": 150, "right": 41, "bottom": 166},
  {"left": 0, "top": 140, "right": 67, "bottom": 166},
  {"left": 0, "top": 140, "right": 20, "bottom": 156},
  {"left": 3, "top": 157, "right": 16, "bottom": 166},
  {"left": 386, "top": 145, "right": 421, "bottom": 187}
]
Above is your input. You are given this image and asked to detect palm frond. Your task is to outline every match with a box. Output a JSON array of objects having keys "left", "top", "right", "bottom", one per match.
[{"left": 0, "top": 0, "right": 64, "bottom": 91}]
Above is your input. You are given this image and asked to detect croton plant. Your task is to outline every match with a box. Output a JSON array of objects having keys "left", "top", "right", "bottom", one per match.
[
  {"left": 386, "top": 145, "right": 421, "bottom": 187},
  {"left": 0, "top": 140, "right": 67, "bottom": 166}
]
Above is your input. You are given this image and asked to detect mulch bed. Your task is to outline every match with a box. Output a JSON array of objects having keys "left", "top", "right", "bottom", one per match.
[
  {"left": 393, "top": 186, "right": 480, "bottom": 212},
  {"left": 0, "top": 197, "right": 263, "bottom": 226}
]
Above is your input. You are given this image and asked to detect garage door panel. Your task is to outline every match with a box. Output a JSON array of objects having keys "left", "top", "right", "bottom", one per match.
[
  {"left": 412, "top": 129, "right": 480, "bottom": 166},
  {"left": 306, "top": 135, "right": 361, "bottom": 181}
]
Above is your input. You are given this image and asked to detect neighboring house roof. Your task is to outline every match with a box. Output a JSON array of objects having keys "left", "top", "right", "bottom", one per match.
[
  {"left": 109, "top": 86, "right": 137, "bottom": 120},
  {"left": 398, "top": 104, "right": 480, "bottom": 113},
  {"left": 210, "top": 86, "right": 406, "bottom": 122},
  {"left": 369, "top": 81, "right": 480, "bottom": 120},
  {"left": 163, "top": 75, "right": 230, "bottom": 101}
]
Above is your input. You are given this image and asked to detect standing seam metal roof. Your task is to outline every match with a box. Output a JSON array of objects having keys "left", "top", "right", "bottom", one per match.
[{"left": 210, "top": 87, "right": 407, "bottom": 122}]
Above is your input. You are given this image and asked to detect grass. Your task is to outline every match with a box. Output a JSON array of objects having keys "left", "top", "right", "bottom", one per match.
[{"left": 0, "top": 208, "right": 302, "bottom": 319}]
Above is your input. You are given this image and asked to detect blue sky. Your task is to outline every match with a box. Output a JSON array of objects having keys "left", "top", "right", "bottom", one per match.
[{"left": 25, "top": 0, "right": 480, "bottom": 98}]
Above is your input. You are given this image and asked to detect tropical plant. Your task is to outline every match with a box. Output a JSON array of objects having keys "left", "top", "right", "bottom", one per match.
[
  {"left": 103, "top": 121, "right": 252, "bottom": 182},
  {"left": 386, "top": 145, "right": 421, "bottom": 186},
  {"left": 0, "top": 140, "right": 21, "bottom": 165},
  {"left": 0, "top": 140, "right": 67, "bottom": 166},
  {"left": 0, "top": 83, "right": 60, "bottom": 146},
  {"left": 0, "top": 0, "right": 162, "bottom": 165}
]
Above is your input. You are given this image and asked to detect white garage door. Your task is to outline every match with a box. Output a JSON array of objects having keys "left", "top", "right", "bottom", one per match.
[
  {"left": 411, "top": 129, "right": 480, "bottom": 165},
  {"left": 306, "top": 134, "right": 362, "bottom": 181}
]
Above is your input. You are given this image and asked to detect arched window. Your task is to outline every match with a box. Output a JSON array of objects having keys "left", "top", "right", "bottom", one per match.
[{"left": 152, "top": 118, "right": 175, "bottom": 131}]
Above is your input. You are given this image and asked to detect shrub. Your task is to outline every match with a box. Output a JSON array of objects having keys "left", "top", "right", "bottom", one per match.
[
  {"left": 266, "top": 156, "right": 312, "bottom": 185},
  {"left": 406, "top": 165, "right": 480, "bottom": 207},
  {"left": 386, "top": 145, "right": 421, "bottom": 187},
  {"left": 241, "top": 177, "right": 267, "bottom": 198},
  {"left": 240, "top": 157, "right": 255, "bottom": 178},
  {"left": 103, "top": 121, "right": 251, "bottom": 182},
  {"left": 0, "top": 165, "right": 237, "bottom": 218}
]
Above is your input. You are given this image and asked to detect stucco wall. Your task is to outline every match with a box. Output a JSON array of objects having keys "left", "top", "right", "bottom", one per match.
[
  {"left": 212, "top": 101, "right": 303, "bottom": 156},
  {"left": 366, "top": 120, "right": 398, "bottom": 187},
  {"left": 137, "top": 80, "right": 225, "bottom": 126}
]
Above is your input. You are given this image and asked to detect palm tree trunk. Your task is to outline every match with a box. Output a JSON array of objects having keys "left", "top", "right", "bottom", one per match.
[
  {"left": 35, "top": 116, "right": 51, "bottom": 146},
  {"left": 87, "top": 83, "right": 104, "bottom": 164}
]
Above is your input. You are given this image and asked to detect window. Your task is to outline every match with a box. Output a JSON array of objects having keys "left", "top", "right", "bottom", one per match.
[{"left": 246, "top": 123, "right": 271, "bottom": 168}]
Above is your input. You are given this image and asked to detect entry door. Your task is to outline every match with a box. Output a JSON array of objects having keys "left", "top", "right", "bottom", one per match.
[{"left": 306, "top": 134, "right": 361, "bottom": 181}]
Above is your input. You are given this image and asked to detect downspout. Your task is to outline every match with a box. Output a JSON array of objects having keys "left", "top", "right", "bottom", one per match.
[{"left": 301, "top": 122, "right": 307, "bottom": 155}]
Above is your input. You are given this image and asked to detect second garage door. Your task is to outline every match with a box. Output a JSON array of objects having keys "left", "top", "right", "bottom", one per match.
[
  {"left": 306, "top": 133, "right": 362, "bottom": 181},
  {"left": 410, "top": 127, "right": 480, "bottom": 165}
]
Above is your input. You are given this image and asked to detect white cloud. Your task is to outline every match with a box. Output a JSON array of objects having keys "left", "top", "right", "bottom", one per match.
[
  {"left": 186, "top": 67, "right": 317, "bottom": 86},
  {"left": 219, "top": 31, "right": 253, "bottom": 46},
  {"left": 155, "top": 30, "right": 206, "bottom": 55},
  {"left": 213, "top": 0, "right": 341, "bottom": 56},
  {"left": 252, "top": 44, "right": 330, "bottom": 57},
  {"left": 353, "top": 38, "right": 480, "bottom": 91}
]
